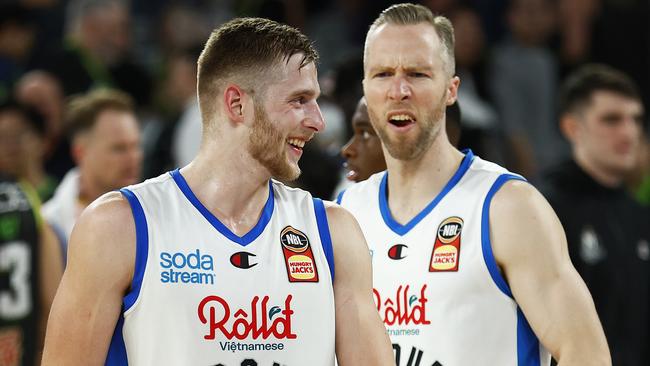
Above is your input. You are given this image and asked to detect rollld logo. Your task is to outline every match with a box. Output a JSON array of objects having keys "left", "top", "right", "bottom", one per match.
[
  {"left": 373, "top": 285, "right": 430, "bottom": 326},
  {"left": 197, "top": 294, "right": 297, "bottom": 341}
]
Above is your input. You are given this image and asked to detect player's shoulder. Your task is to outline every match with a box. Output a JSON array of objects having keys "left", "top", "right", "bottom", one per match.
[
  {"left": 337, "top": 171, "right": 385, "bottom": 205},
  {"left": 124, "top": 170, "right": 176, "bottom": 195}
]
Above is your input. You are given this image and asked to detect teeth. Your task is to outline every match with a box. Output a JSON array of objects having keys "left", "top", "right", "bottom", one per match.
[
  {"left": 390, "top": 114, "right": 413, "bottom": 121},
  {"left": 287, "top": 138, "right": 305, "bottom": 148}
]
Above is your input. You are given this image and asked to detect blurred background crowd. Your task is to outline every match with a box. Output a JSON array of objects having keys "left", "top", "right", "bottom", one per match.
[
  {"left": 0, "top": 0, "right": 647, "bottom": 201},
  {"left": 0, "top": 0, "right": 649, "bottom": 364}
]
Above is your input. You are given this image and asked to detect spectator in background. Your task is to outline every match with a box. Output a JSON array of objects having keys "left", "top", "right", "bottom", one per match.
[
  {"left": 162, "top": 47, "right": 202, "bottom": 172},
  {"left": 0, "top": 3, "right": 37, "bottom": 102},
  {"left": 42, "top": 89, "right": 142, "bottom": 261},
  {"left": 541, "top": 64, "right": 649, "bottom": 366},
  {"left": 0, "top": 174, "right": 63, "bottom": 366},
  {"left": 15, "top": 70, "right": 74, "bottom": 181},
  {"left": 488, "top": 0, "right": 568, "bottom": 181},
  {"left": 38, "top": 0, "right": 152, "bottom": 107},
  {"left": 0, "top": 100, "right": 58, "bottom": 202},
  {"left": 448, "top": 6, "right": 504, "bottom": 165}
]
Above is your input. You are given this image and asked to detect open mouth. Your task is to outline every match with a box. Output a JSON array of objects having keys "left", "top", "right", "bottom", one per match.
[
  {"left": 388, "top": 113, "right": 416, "bottom": 128},
  {"left": 287, "top": 138, "right": 306, "bottom": 151}
]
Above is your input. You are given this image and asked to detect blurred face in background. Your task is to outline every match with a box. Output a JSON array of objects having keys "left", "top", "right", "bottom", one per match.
[
  {"left": 82, "top": 2, "right": 131, "bottom": 65},
  {"left": 507, "top": 0, "right": 556, "bottom": 46},
  {"left": 565, "top": 91, "right": 644, "bottom": 179},
  {"left": 75, "top": 109, "right": 142, "bottom": 192},
  {"left": 341, "top": 99, "right": 386, "bottom": 182},
  {"left": 0, "top": 110, "right": 29, "bottom": 177}
]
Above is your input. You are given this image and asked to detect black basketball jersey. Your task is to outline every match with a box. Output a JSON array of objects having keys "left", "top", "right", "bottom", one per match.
[{"left": 0, "top": 176, "right": 40, "bottom": 366}]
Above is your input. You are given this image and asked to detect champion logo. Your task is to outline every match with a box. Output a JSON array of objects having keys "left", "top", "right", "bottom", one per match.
[
  {"left": 387, "top": 244, "right": 408, "bottom": 260},
  {"left": 230, "top": 251, "right": 257, "bottom": 269}
]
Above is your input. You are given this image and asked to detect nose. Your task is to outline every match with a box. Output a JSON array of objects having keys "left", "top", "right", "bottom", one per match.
[
  {"left": 387, "top": 76, "right": 411, "bottom": 101},
  {"left": 341, "top": 137, "right": 356, "bottom": 159},
  {"left": 303, "top": 100, "right": 325, "bottom": 132}
]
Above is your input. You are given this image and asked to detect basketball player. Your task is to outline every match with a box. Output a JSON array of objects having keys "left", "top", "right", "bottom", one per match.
[
  {"left": 337, "top": 4, "right": 610, "bottom": 365},
  {"left": 41, "top": 18, "right": 393, "bottom": 365},
  {"left": 0, "top": 174, "right": 62, "bottom": 366}
]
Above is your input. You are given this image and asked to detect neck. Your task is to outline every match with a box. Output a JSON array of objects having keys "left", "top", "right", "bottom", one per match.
[
  {"left": 180, "top": 138, "right": 272, "bottom": 236},
  {"left": 573, "top": 151, "right": 623, "bottom": 188},
  {"left": 384, "top": 136, "right": 464, "bottom": 224}
]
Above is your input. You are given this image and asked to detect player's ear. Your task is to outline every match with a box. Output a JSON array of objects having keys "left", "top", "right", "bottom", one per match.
[
  {"left": 446, "top": 76, "right": 460, "bottom": 106},
  {"left": 71, "top": 134, "right": 88, "bottom": 165},
  {"left": 560, "top": 113, "right": 579, "bottom": 143},
  {"left": 223, "top": 84, "right": 247, "bottom": 124}
]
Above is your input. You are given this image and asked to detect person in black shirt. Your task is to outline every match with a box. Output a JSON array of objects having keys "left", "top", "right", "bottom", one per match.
[
  {"left": 541, "top": 64, "right": 649, "bottom": 366},
  {"left": 0, "top": 174, "right": 62, "bottom": 365}
]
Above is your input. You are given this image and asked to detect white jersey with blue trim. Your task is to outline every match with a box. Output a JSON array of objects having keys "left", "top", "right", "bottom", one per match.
[
  {"left": 338, "top": 151, "right": 551, "bottom": 366},
  {"left": 106, "top": 169, "right": 336, "bottom": 366}
]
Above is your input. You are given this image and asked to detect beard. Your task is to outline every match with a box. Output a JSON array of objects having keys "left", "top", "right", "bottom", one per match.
[
  {"left": 369, "top": 95, "right": 446, "bottom": 161},
  {"left": 248, "top": 103, "right": 300, "bottom": 181}
]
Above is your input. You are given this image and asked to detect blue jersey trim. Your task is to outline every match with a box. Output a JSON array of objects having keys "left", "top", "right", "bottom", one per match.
[
  {"left": 313, "top": 198, "right": 335, "bottom": 283},
  {"left": 480, "top": 173, "right": 526, "bottom": 298},
  {"left": 120, "top": 188, "right": 149, "bottom": 312},
  {"left": 379, "top": 149, "right": 475, "bottom": 236},
  {"left": 335, "top": 189, "right": 346, "bottom": 205},
  {"left": 105, "top": 314, "right": 128, "bottom": 365},
  {"left": 170, "top": 169, "right": 275, "bottom": 246},
  {"left": 517, "top": 308, "right": 541, "bottom": 366}
]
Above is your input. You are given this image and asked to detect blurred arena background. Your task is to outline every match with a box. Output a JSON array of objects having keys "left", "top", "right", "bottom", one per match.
[{"left": 0, "top": 0, "right": 647, "bottom": 200}]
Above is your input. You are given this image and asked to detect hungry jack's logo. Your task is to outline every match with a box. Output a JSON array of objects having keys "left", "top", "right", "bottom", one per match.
[
  {"left": 280, "top": 226, "right": 319, "bottom": 282},
  {"left": 429, "top": 216, "right": 463, "bottom": 272}
]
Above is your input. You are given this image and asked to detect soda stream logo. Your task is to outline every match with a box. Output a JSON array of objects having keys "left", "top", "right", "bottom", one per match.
[
  {"left": 160, "top": 249, "right": 215, "bottom": 285},
  {"left": 197, "top": 295, "right": 297, "bottom": 341},
  {"left": 373, "top": 285, "right": 430, "bottom": 326}
]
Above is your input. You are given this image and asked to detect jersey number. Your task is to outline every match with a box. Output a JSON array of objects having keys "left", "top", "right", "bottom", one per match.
[
  {"left": 0, "top": 241, "right": 32, "bottom": 319},
  {"left": 393, "top": 343, "right": 443, "bottom": 366}
]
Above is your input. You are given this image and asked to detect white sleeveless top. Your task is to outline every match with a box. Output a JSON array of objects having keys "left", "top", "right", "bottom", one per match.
[
  {"left": 338, "top": 151, "right": 551, "bottom": 366},
  {"left": 105, "top": 170, "right": 336, "bottom": 366}
]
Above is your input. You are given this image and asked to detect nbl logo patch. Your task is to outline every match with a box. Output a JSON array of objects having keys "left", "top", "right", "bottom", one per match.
[
  {"left": 429, "top": 216, "right": 463, "bottom": 272},
  {"left": 280, "top": 226, "right": 319, "bottom": 282}
]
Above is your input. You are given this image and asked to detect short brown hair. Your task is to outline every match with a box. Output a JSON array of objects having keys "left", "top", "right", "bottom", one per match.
[
  {"left": 65, "top": 88, "right": 134, "bottom": 138},
  {"left": 197, "top": 18, "right": 318, "bottom": 125},
  {"left": 366, "top": 3, "right": 455, "bottom": 76},
  {"left": 559, "top": 64, "right": 641, "bottom": 116}
]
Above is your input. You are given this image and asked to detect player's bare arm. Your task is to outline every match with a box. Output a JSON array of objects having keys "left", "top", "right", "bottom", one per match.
[
  {"left": 325, "top": 202, "right": 394, "bottom": 366},
  {"left": 490, "top": 180, "right": 611, "bottom": 366},
  {"left": 41, "top": 192, "right": 135, "bottom": 365},
  {"left": 37, "top": 223, "right": 63, "bottom": 363}
]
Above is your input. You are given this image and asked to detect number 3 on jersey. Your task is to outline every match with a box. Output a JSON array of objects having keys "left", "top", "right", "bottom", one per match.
[{"left": 0, "top": 241, "right": 32, "bottom": 319}]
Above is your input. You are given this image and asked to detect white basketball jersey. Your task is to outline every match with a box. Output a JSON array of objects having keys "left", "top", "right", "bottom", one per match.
[
  {"left": 105, "top": 169, "right": 335, "bottom": 366},
  {"left": 338, "top": 151, "right": 551, "bottom": 366}
]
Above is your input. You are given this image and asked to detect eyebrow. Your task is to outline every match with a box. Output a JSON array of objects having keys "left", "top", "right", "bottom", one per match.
[{"left": 288, "top": 88, "right": 320, "bottom": 99}]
